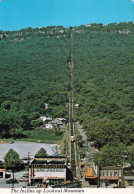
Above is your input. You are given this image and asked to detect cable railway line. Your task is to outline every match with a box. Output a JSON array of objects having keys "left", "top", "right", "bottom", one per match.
[{"left": 68, "top": 27, "right": 76, "bottom": 178}]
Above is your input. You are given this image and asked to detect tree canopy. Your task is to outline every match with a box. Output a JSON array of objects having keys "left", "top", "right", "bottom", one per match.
[
  {"left": 1, "top": 23, "right": 134, "bottom": 165},
  {"left": 4, "top": 148, "right": 22, "bottom": 170},
  {"left": 35, "top": 148, "right": 48, "bottom": 157}
]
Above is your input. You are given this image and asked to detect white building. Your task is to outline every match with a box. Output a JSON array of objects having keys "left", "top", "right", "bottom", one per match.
[
  {"left": 45, "top": 124, "right": 53, "bottom": 129},
  {"left": 29, "top": 156, "right": 67, "bottom": 186},
  {"left": 40, "top": 116, "right": 52, "bottom": 122},
  {"left": 40, "top": 116, "right": 47, "bottom": 122}
]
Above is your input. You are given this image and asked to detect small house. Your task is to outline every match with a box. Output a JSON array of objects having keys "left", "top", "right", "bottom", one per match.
[{"left": 45, "top": 124, "right": 53, "bottom": 129}]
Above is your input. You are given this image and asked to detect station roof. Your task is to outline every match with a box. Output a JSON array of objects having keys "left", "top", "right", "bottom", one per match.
[{"left": 31, "top": 160, "right": 65, "bottom": 165}]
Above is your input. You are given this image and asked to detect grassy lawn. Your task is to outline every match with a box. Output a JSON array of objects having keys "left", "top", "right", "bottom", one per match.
[{"left": 0, "top": 129, "right": 64, "bottom": 144}]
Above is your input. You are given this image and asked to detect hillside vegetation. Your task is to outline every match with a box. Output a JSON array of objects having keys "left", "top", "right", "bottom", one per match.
[
  {"left": 0, "top": 22, "right": 134, "bottom": 165},
  {"left": 72, "top": 22, "right": 134, "bottom": 165},
  {"left": 0, "top": 26, "right": 70, "bottom": 138}
]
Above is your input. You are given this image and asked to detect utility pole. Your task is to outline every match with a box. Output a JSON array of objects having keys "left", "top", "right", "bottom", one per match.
[
  {"left": 27, "top": 152, "right": 30, "bottom": 186},
  {"left": 97, "top": 164, "right": 100, "bottom": 188},
  {"left": 12, "top": 170, "right": 15, "bottom": 188}
]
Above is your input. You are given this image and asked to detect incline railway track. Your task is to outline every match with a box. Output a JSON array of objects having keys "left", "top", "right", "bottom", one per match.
[{"left": 68, "top": 27, "right": 76, "bottom": 178}]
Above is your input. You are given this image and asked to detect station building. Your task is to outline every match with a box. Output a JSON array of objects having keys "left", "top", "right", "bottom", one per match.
[{"left": 29, "top": 155, "right": 67, "bottom": 187}]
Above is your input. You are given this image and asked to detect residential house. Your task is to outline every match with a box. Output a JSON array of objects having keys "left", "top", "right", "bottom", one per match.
[
  {"left": 40, "top": 116, "right": 52, "bottom": 122},
  {"left": 45, "top": 123, "right": 53, "bottom": 129}
]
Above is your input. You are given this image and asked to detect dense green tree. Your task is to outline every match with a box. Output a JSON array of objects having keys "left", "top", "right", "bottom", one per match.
[
  {"left": 128, "top": 145, "right": 134, "bottom": 168},
  {"left": 35, "top": 148, "right": 47, "bottom": 157},
  {"left": 94, "top": 144, "right": 128, "bottom": 166},
  {"left": 31, "top": 119, "right": 43, "bottom": 128},
  {"left": 4, "top": 148, "right": 23, "bottom": 170}
]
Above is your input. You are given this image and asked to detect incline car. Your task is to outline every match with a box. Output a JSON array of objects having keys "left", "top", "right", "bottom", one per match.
[{"left": 70, "top": 136, "right": 75, "bottom": 142}]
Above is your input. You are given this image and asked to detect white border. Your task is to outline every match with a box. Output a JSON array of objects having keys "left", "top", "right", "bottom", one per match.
[{"left": 0, "top": 188, "right": 134, "bottom": 194}]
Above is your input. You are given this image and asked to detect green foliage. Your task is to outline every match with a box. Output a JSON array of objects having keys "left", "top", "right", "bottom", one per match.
[
  {"left": 35, "top": 148, "right": 47, "bottom": 157},
  {"left": 72, "top": 22, "right": 134, "bottom": 165},
  {"left": 93, "top": 144, "right": 128, "bottom": 166},
  {"left": 31, "top": 119, "right": 43, "bottom": 128},
  {"left": 54, "top": 126, "right": 63, "bottom": 136},
  {"left": 4, "top": 148, "right": 23, "bottom": 170},
  {"left": 21, "top": 128, "right": 63, "bottom": 143},
  {"left": 1, "top": 101, "right": 12, "bottom": 110},
  {"left": 1, "top": 23, "right": 134, "bottom": 165},
  {"left": 0, "top": 26, "right": 70, "bottom": 138},
  {"left": 128, "top": 144, "right": 134, "bottom": 168},
  {"left": 29, "top": 112, "right": 40, "bottom": 120}
]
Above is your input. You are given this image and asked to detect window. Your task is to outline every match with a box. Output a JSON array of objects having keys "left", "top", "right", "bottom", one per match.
[
  {"left": 108, "top": 171, "right": 110, "bottom": 176},
  {"left": 36, "top": 168, "right": 40, "bottom": 172},
  {"left": 114, "top": 171, "right": 118, "bottom": 176},
  {"left": 119, "top": 171, "right": 121, "bottom": 177},
  {"left": 100, "top": 171, "right": 103, "bottom": 176},
  {"left": 111, "top": 171, "right": 114, "bottom": 176},
  {"left": 104, "top": 171, "right": 107, "bottom": 176},
  {"left": 40, "top": 168, "right": 45, "bottom": 172},
  {"left": 129, "top": 181, "right": 133, "bottom": 186}
]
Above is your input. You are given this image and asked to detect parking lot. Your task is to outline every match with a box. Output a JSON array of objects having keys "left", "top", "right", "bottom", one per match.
[
  {"left": 0, "top": 171, "right": 28, "bottom": 188},
  {"left": 0, "top": 141, "right": 54, "bottom": 161}
]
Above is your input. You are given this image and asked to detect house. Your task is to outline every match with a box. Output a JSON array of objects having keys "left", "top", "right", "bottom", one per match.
[
  {"left": 0, "top": 162, "right": 5, "bottom": 178},
  {"left": 100, "top": 166, "right": 123, "bottom": 187},
  {"left": 40, "top": 116, "right": 47, "bottom": 122},
  {"left": 56, "top": 118, "right": 67, "bottom": 124},
  {"left": 40, "top": 116, "right": 52, "bottom": 122},
  {"left": 29, "top": 156, "right": 67, "bottom": 187},
  {"left": 45, "top": 123, "right": 53, "bottom": 129}
]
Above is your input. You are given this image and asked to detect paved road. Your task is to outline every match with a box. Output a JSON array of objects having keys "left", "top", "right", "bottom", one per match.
[
  {"left": 75, "top": 122, "right": 95, "bottom": 161},
  {"left": 76, "top": 122, "right": 87, "bottom": 141},
  {"left": 0, "top": 171, "right": 27, "bottom": 188}
]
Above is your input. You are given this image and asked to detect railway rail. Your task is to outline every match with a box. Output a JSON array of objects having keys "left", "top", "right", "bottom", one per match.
[{"left": 68, "top": 27, "right": 76, "bottom": 178}]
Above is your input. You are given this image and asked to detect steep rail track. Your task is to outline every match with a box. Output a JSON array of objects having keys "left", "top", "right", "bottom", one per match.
[{"left": 68, "top": 27, "right": 76, "bottom": 178}]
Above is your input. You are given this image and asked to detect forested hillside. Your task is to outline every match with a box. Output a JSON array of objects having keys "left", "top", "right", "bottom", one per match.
[
  {"left": 72, "top": 22, "right": 134, "bottom": 165},
  {"left": 0, "top": 26, "right": 70, "bottom": 138},
  {"left": 0, "top": 22, "right": 134, "bottom": 165}
]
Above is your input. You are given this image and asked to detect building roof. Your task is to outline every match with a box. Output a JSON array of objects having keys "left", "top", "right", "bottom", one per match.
[
  {"left": 31, "top": 160, "right": 65, "bottom": 165},
  {"left": 34, "top": 156, "right": 65, "bottom": 159},
  {"left": 101, "top": 166, "right": 122, "bottom": 170}
]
